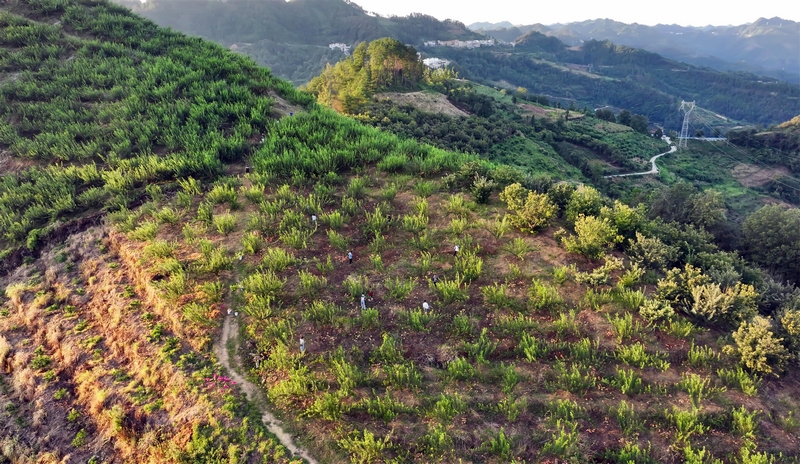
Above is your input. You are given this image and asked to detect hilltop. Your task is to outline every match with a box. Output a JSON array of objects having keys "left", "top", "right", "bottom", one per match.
[{"left": 115, "top": 0, "right": 481, "bottom": 84}]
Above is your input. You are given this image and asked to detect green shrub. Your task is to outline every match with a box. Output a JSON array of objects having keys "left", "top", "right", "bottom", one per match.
[
  {"left": 346, "top": 177, "right": 368, "bottom": 198},
  {"left": 362, "top": 391, "right": 413, "bottom": 422},
  {"left": 402, "top": 213, "right": 428, "bottom": 233},
  {"left": 128, "top": 221, "right": 158, "bottom": 241},
  {"left": 343, "top": 275, "right": 369, "bottom": 299},
  {"left": 717, "top": 367, "right": 761, "bottom": 396},
  {"left": 429, "top": 393, "right": 467, "bottom": 422},
  {"left": 528, "top": 279, "right": 563, "bottom": 312},
  {"left": 207, "top": 184, "right": 238, "bottom": 208},
  {"left": 360, "top": 308, "right": 380, "bottom": 328},
  {"left": 639, "top": 298, "right": 674, "bottom": 323},
  {"left": 552, "top": 264, "right": 573, "bottom": 285},
  {"left": 608, "top": 368, "right": 644, "bottom": 395},
  {"left": 615, "top": 401, "right": 642, "bottom": 436},
  {"left": 305, "top": 391, "right": 348, "bottom": 421},
  {"left": 561, "top": 215, "right": 623, "bottom": 259},
  {"left": 481, "top": 427, "right": 512, "bottom": 460},
  {"left": 500, "top": 183, "right": 557, "bottom": 233},
  {"left": 279, "top": 227, "right": 311, "bottom": 249},
  {"left": 213, "top": 213, "right": 237, "bottom": 235},
  {"left": 261, "top": 247, "right": 297, "bottom": 272},
  {"left": 451, "top": 312, "right": 474, "bottom": 337},
  {"left": 412, "top": 180, "right": 436, "bottom": 197},
  {"left": 668, "top": 407, "right": 706, "bottom": 443},
  {"left": 405, "top": 308, "right": 437, "bottom": 332},
  {"left": 385, "top": 276, "right": 415, "bottom": 301},
  {"left": 616, "top": 342, "right": 670, "bottom": 370},
  {"left": 364, "top": 206, "right": 389, "bottom": 236},
  {"left": 723, "top": 316, "right": 789, "bottom": 376},
  {"left": 321, "top": 210, "right": 345, "bottom": 229},
  {"left": 368, "top": 253, "right": 383, "bottom": 271},
  {"left": 154, "top": 206, "right": 179, "bottom": 225},
  {"left": 731, "top": 406, "right": 758, "bottom": 440},
  {"left": 465, "top": 328, "right": 496, "bottom": 364},
  {"left": 322, "top": 229, "right": 346, "bottom": 252},
  {"left": 565, "top": 184, "right": 602, "bottom": 223},
  {"left": 575, "top": 256, "right": 624, "bottom": 286},
  {"left": 552, "top": 362, "right": 596, "bottom": 394},
  {"left": 433, "top": 273, "right": 470, "bottom": 304},
  {"left": 298, "top": 270, "right": 327, "bottom": 295},
  {"left": 241, "top": 231, "right": 262, "bottom": 254},
  {"left": 143, "top": 240, "right": 175, "bottom": 259},
  {"left": 481, "top": 283, "right": 512, "bottom": 308},
  {"left": 454, "top": 250, "right": 483, "bottom": 282},
  {"left": 338, "top": 429, "right": 391, "bottom": 463},
  {"left": 71, "top": 429, "right": 87, "bottom": 448},
  {"left": 447, "top": 357, "right": 476, "bottom": 380},
  {"left": 519, "top": 333, "right": 547, "bottom": 362},
  {"left": 383, "top": 362, "right": 422, "bottom": 389},
  {"left": 548, "top": 399, "right": 585, "bottom": 423},
  {"left": 686, "top": 342, "right": 719, "bottom": 368},
  {"left": 607, "top": 313, "right": 642, "bottom": 343},
  {"left": 243, "top": 270, "right": 285, "bottom": 297},
  {"left": 542, "top": 419, "right": 581, "bottom": 460},
  {"left": 315, "top": 254, "right": 335, "bottom": 274},
  {"left": 676, "top": 373, "right": 720, "bottom": 410}
]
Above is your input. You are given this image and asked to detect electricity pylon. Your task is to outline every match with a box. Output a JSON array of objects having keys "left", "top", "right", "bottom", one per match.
[{"left": 679, "top": 101, "right": 695, "bottom": 149}]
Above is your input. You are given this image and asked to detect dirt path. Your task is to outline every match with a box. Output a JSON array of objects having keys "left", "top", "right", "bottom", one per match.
[{"left": 213, "top": 315, "right": 319, "bottom": 464}]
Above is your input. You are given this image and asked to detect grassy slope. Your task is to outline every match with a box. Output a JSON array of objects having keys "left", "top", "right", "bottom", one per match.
[
  {"left": 1, "top": 1, "right": 799, "bottom": 463},
  {"left": 88, "top": 167, "right": 800, "bottom": 463}
]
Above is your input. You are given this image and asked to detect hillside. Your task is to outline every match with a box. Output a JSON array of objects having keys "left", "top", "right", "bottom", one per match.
[
  {"left": 434, "top": 39, "right": 799, "bottom": 129},
  {"left": 106, "top": 0, "right": 800, "bottom": 129},
  {"left": 2, "top": 0, "right": 800, "bottom": 463},
  {"left": 114, "top": 0, "right": 481, "bottom": 85},
  {"left": 471, "top": 17, "right": 800, "bottom": 82}
]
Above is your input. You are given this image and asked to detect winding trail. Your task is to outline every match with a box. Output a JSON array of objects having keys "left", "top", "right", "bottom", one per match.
[
  {"left": 213, "top": 315, "right": 319, "bottom": 464},
  {"left": 604, "top": 141, "right": 677, "bottom": 178}
]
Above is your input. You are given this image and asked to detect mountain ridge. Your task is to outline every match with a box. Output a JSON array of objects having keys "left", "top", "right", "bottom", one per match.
[{"left": 471, "top": 17, "right": 800, "bottom": 81}]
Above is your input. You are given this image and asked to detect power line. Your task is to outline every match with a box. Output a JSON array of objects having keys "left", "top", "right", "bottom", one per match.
[{"left": 689, "top": 111, "right": 800, "bottom": 192}]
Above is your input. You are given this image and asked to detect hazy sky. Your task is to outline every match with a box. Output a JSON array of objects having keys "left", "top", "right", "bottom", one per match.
[{"left": 351, "top": 0, "right": 799, "bottom": 27}]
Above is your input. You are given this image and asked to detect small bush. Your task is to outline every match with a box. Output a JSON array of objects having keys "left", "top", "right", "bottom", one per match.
[
  {"left": 279, "top": 227, "right": 311, "bottom": 249},
  {"left": 385, "top": 276, "right": 415, "bottom": 301},
  {"left": 343, "top": 275, "right": 369, "bottom": 299},
  {"left": 213, "top": 213, "right": 237, "bottom": 235},
  {"left": 723, "top": 316, "right": 788, "bottom": 376},
  {"left": 262, "top": 247, "right": 297, "bottom": 272},
  {"left": 528, "top": 279, "right": 563, "bottom": 312},
  {"left": 447, "top": 357, "right": 476, "bottom": 380},
  {"left": 717, "top": 367, "right": 761, "bottom": 396},
  {"left": 327, "top": 229, "right": 349, "bottom": 252},
  {"left": 298, "top": 270, "right": 327, "bottom": 295},
  {"left": 432, "top": 273, "right": 470, "bottom": 304}
]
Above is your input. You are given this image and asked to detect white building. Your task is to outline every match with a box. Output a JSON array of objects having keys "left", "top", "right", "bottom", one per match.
[
  {"left": 423, "top": 58, "right": 450, "bottom": 69},
  {"left": 328, "top": 43, "right": 351, "bottom": 55}
]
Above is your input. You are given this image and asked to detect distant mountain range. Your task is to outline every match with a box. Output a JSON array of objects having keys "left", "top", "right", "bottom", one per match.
[
  {"left": 470, "top": 18, "right": 800, "bottom": 82},
  {"left": 117, "top": 0, "right": 481, "bottom": 84}
]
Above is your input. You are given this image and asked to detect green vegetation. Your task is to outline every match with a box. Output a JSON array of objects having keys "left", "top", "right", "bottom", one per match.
[{"left": 2, "top": 1, "right": 800, "bottom": 463}]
